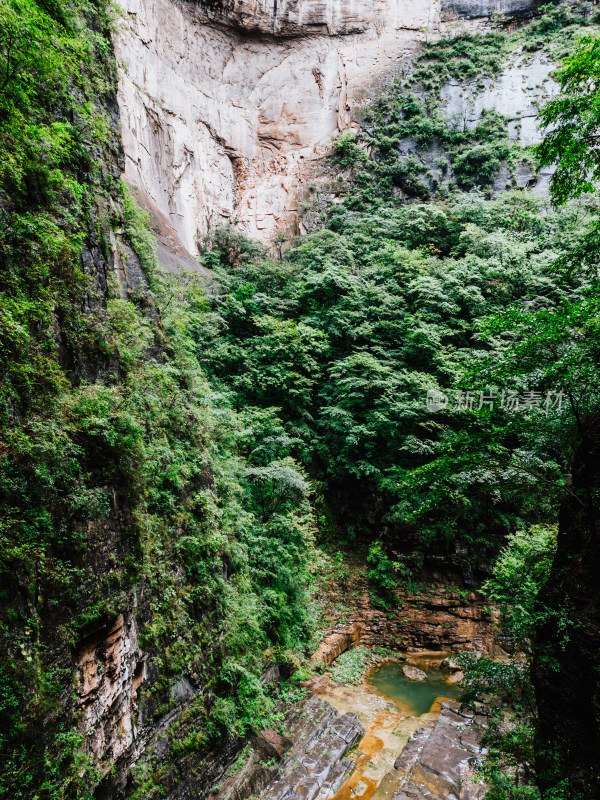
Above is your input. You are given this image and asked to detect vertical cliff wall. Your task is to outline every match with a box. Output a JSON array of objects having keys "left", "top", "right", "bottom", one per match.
[
  {"left": 114, "top": 0, "right": 544, "bottom": 255},
  {"left": 115, "top": 0, "right": 442, "bottom": 252}
]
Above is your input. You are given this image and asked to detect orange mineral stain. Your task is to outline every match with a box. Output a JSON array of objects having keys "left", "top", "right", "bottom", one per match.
[
  {"left": 315, "top": 657, "right": 458, "bottom": 799},
  {"left": 331, "top": 710, "right": 406, "bottom": 799}
]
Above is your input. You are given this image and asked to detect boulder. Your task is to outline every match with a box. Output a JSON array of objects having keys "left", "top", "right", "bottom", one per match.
[
  {"left": 446, "top": 671, "right": 464, "bottom": 686},
  {"left": 403, "top": 665, "right": 428, "bottom": 682},
  {"left": 440, "top": 656, "right": 462, "bottom": 674}
]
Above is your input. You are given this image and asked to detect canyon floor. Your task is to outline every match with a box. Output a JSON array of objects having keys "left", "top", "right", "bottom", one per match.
[
  {"left": 214, "top": 554, "right": 495, "bottom": 800},
  {"left": 214, "top": 654, "right": 488, "bottom": 800}
]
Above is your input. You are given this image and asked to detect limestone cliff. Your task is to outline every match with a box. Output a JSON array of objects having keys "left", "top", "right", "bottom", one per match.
[{"left": 114, "top": 0, "right": 542, "bottom": 253}]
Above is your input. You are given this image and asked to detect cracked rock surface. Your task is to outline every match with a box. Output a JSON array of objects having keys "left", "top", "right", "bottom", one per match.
[
  {"left": 256, "top": 694, "right": 363, "bottom": 800},
  {"left": 387, "top": 701, "right": 487, "bottom": 800},
  {"left": 214, "top": 694, "right": 363, "bottom": 800}
]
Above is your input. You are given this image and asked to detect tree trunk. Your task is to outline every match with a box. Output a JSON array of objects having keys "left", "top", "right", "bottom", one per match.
[{"left": 533, "top": 422, "right": 600, "bottom": 799}]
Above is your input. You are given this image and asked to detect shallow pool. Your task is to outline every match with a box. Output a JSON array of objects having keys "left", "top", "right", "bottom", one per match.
[{"left": 367, "top": 661, "right": 462, "bottom": 716}]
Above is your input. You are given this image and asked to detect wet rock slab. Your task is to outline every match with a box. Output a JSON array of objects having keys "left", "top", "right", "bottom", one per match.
[
  {"left": 258, "top": 694, "right": 363, "bottom": 800},
  {"left": 215, "top": 694, "right": 363, "bottom": 800},
  {"left": 386, "top": 701, "right": 487, "bottom": 800}
]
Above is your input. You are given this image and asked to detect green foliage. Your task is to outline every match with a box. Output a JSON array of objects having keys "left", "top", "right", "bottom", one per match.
[
  {"left": 483, "top": 526, "right": 557, "bottom": 643},
  {"left": 459, "top": 655, "right": 540, "bottom": 800},
  {"left": 537, "top": 33, "right": 600, "bottom": 204},
  {"left": 367, "top": 541, "right": 401, "bottom": 607},
  {"left": 0, "top": 0, "right": 124, "bottom": 792},
  {"left": 200, "top": 191, "right": 591, "bottom": 552},
  {"left": 0, "top": 0, "right": 115, "bottom": 421},
  {"left": 329, "top": 646, "right": 369, "bottom": 685},
  {"left": 213, "top": 662, "right": 276, "bottom": 737},
  {"left": 337, "top": 96, "right": 517, "bottom": 204},
  {"left": 451, "top": 129, "right": 511, "bottom": 191},
  {"left": 410, "top": 31, "right": 508, "bottom": 94},
  {"left": 122, "top": 183, "right": 159, "bottom": 274},
  {"left": 334, "top": 130, "right": 367, "bottom": 168},
  {"left": 0, "top": 0, "right": 317, "bottom": 787},
  {"left": 330, "top": 4, "right": 598, "bottom": 210}
]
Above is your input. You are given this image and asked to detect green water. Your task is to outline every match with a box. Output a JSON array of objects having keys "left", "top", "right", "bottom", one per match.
[{"left": 368, "top": 662, "right": 462, "bottom": 716}]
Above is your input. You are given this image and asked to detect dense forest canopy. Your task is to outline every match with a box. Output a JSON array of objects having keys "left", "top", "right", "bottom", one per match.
[
  {"left": 199, "top": 194, "right": 592, "bottom": 558},
  {"left": 195, "top": 9, "right": 600, "bottom": 797}
]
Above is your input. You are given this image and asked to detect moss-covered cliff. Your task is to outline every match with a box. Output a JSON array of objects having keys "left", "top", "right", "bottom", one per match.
[{"left": 0, "top": 2, "right": 317, "bottom": 797}]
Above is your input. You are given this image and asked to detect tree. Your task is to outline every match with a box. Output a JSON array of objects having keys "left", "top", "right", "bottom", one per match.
[{"left": 537, "top": 33, "right": 600, "bottom": 205}]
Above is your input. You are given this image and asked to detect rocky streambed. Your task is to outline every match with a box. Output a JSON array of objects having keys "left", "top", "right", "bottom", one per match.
[
  {"left": 310, "top": 671, "right": 436, "bottom": 799},
  {"left": 310, "top": 654, "right": 486, "bottom": 800},
  {"left": 214, "top": 654, "right": 487, "bottom": 800},
  {"left": 213, "top": 693, "right": 363, "bottom": 800}
]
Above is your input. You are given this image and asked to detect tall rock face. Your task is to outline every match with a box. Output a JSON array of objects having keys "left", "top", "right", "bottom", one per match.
[
  {"left": 115, "top": 0, "right": 542, "bottom": 254},
  {"left": 442, "top": 0, "right": 541, "bottom": 18},
  {"left": 185, "top": 0, "right": 437, "bottom": 36},
  {"left": 115, "top": 0, "right": 438, "bottom": 252}
]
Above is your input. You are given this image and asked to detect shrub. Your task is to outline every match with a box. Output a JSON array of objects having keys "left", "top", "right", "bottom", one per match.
[{"left": 330, "top": 646, "right": 369, "bottom": 685}]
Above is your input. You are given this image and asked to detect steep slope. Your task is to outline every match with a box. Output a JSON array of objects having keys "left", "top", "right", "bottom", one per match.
[{"left": 3, "top": 2, "right": 598, "bottom": 800}]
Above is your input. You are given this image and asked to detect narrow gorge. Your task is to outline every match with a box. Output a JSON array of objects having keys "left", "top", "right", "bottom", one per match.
[{"left": 1, "top": 1, "right": 599, "bottom": 800}]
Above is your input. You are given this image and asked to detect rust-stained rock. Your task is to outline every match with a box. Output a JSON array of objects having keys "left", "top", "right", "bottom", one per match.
[
  {"left": 252, "top": 729, "right": 292, "bottom": 761},
  {"left": 313, "top": 584, "right": 503, "bottom": 660},
  {"left": 389, "top": 701, "right": 487, "bottom": 800},
  {"left": 215, "top": 694, "right": 364, "bottom": 800},
  {"left": 310, "top": 621, "right": 363, "bottom": 665},
  {"left": 75, "top": 613, "right": 145, "bottom": 777}
]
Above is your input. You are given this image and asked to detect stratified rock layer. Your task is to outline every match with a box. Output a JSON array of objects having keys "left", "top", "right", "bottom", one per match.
[
  {"left": 214, "top": 694, "right": 364, "bottom": 800},
  {"left": 258, "top": 696, "right": 363, "bottom": 799},
  {"left": 313, "top": 584, "right": 506, "bottom": 666},
  {"left": 75, "top": 614, "right": 145, "bottom": 778},
  {"left": 389, "top": 701, "right": 487, "bottom": 800}
]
